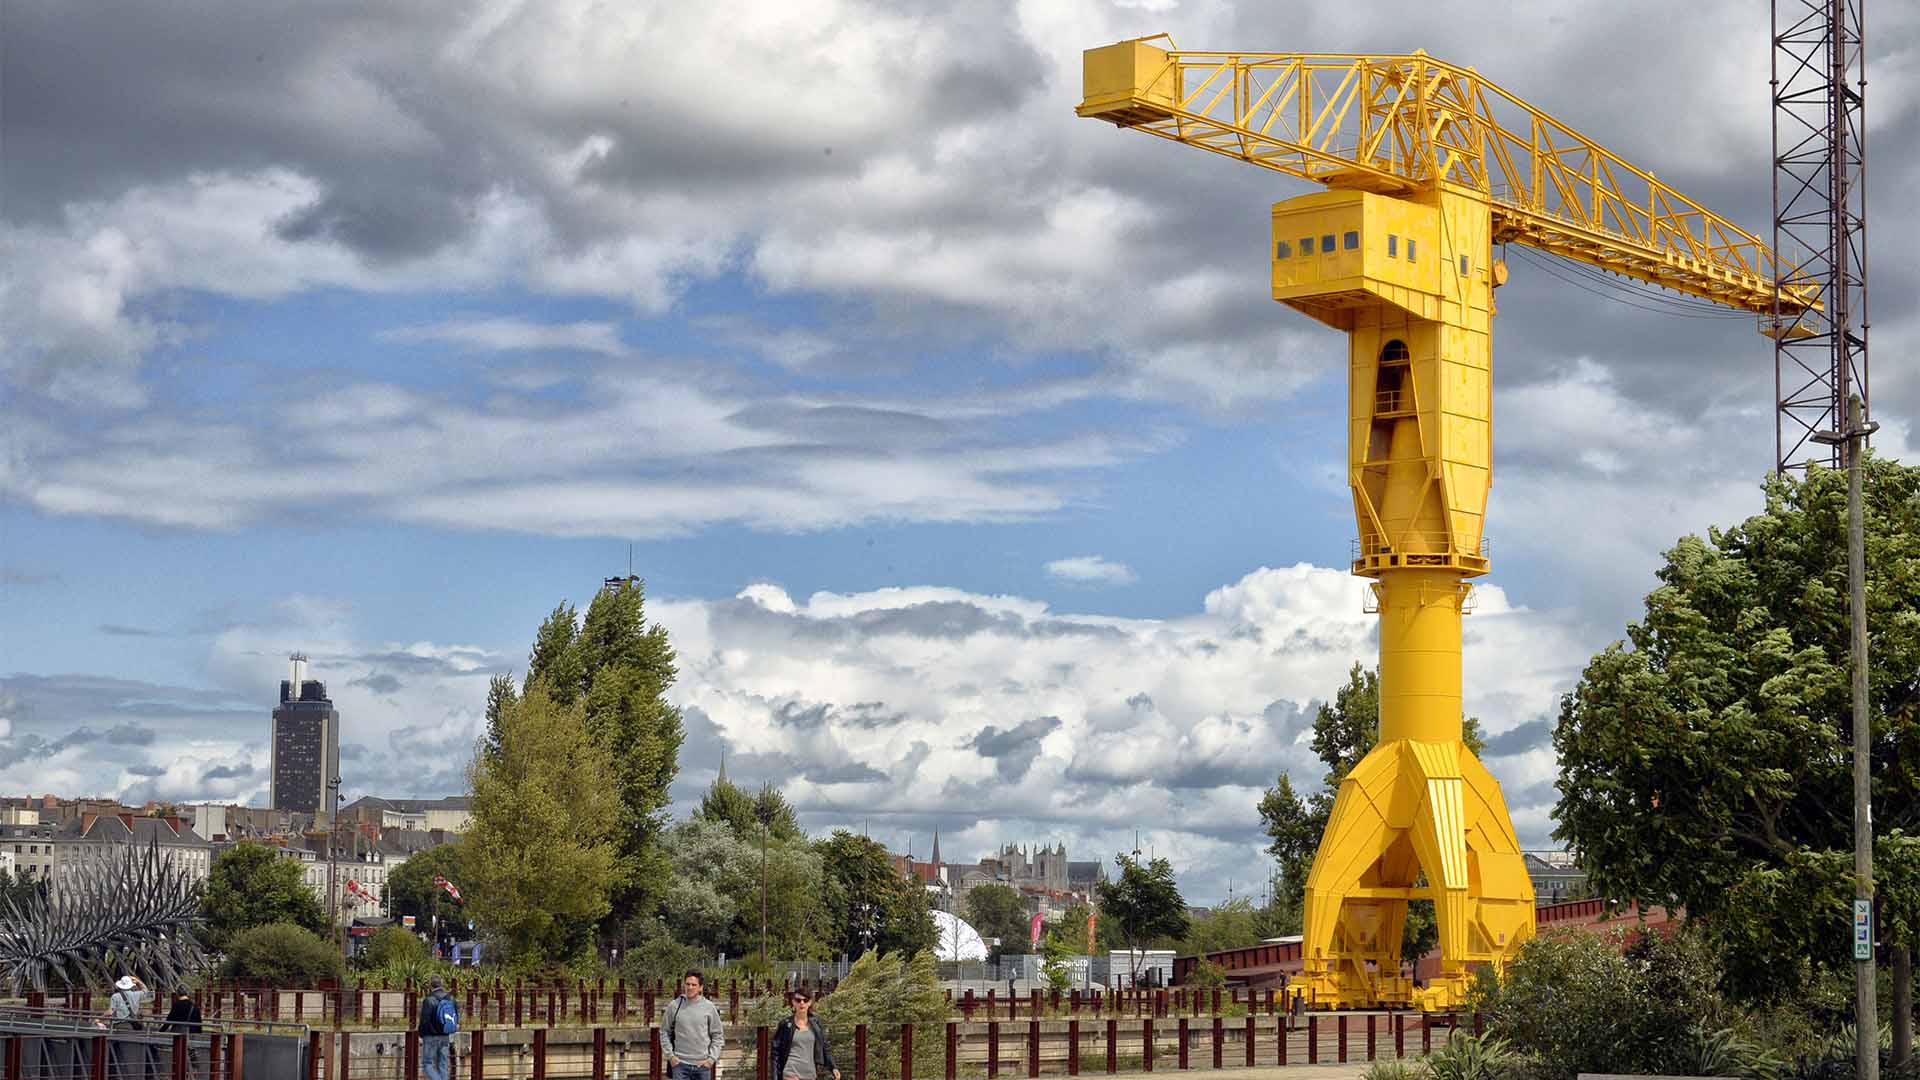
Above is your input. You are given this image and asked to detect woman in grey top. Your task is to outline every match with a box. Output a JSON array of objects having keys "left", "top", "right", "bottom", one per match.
[{"left": 770, "top": 990, "right": 839, "bottom": 1080}]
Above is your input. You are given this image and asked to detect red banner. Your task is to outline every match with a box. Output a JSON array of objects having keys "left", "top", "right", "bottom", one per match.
[
  {"left": 433, "top": 874, "right": 463, "bottom": 903},
  {"left": 1029, "top": 911, "right": 1044, "bottom": 948}
]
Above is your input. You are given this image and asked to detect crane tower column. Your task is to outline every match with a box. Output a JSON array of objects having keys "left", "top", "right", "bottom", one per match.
[{"left": 1267, "top": 184, "right": 1534, "bottom": 1011}]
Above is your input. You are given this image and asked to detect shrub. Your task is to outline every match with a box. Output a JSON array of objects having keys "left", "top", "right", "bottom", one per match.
[
  {"left": 1426, "top": 1033, "right": 1520, "bottom": 1080},
  {"left": 619, "top": 936, "right": 712, "bottom": 986},
  {"left": 1365, "top": 1060, "right": 1429, "bottom": 1080},
  {"left": 1680, "top": 1024, "right": 1785, "bottom": 1080},
  {"left": 221, "top": 923, "right": 345, "bottom": 985},
  {"left": 1183, "top": 960, "right": 1226, "bottom": 990},
  {"left": 363, "top": 927, "right": 429, "bottom": 969},
  {"left": 1474, "top": 927, "right": 1731, "bottom": 1079},
  {"left": 815, "top": 951, "right": 946, "bottom": 1080}
]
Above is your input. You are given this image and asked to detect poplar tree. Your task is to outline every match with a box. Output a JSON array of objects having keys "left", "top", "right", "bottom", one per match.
[{"left": 465, "top": 680, "right": 621, "bottom": 963}]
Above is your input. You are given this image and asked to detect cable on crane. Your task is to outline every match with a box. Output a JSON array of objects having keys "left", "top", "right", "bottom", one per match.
[{"left": 1505, "top": 246, "right": 1755, "bottom": 321}]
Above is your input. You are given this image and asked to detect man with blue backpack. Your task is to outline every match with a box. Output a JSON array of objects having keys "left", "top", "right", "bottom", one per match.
[{"left": 418, "top": 976, "right": 459, "bottom": 1080}]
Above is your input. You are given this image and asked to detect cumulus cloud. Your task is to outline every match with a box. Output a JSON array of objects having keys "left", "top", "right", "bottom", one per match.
[
  {"left": 653, "top": 564, "right": 1590, "bottom": 897},
  {"left": 1045, "top": 555, "right": 1137, "bottom": 586},
  {"left": 0, "top": 563, "right": 1588, "bottom": 899}
]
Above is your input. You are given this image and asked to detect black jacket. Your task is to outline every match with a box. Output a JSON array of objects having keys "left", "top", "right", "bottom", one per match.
[
  {"left": 164, "top": 999, "right": 203, "bottom": 1034},
  {"left": 771, "top": 1017, "right": 836, "bottom": 1078}
]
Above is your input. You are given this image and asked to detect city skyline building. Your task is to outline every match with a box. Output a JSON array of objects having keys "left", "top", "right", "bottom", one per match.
[{"left": 270, "top": 654, "right": 339, "bottom": 820}]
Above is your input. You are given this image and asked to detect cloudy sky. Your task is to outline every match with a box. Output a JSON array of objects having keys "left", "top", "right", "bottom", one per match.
[{"left": 3, "top": 0, "right": 1916, "bottom": 905}]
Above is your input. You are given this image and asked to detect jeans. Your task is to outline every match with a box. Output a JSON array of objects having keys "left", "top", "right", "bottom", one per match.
[
  {"left": 673, "top": 1061, "right": 713, "bottom": 1080},
  {"left": 423, "top": 1036, "right": 452, "bottom": 1080}
]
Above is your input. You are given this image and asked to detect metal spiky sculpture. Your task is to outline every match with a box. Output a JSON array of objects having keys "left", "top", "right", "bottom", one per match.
[{"left": 0, "top": 839, "right": 209, "bottom": 993}]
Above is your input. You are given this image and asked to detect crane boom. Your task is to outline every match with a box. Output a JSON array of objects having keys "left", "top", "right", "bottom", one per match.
[{"left": 1077, "top": 39, "right": 1817, "bottom": 316}]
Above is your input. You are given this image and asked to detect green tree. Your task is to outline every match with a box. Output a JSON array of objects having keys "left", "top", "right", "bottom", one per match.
[
  {"left": 526, "top": 603, "right": 584, "bottom": 705},
  {"left": 1553, "top": 459, "right": 1920, "bottom": 1000},
  {"left": 695, "top": 777, "right": 800, "bottom": 843},
  {"left": 1095, "top": 854, "right": 1188, "bottom": 982},
  {"left": 660, "top": 818, "right": 830, "bottom": 959},
  {"left": 201, "top": 843, "right": 327, "bottom": 950},
  {"left": 482, "top": 674, "right": 518, "bottom": 762},
  {"left": 1041, "top": 933, "right": 1074, "bottom": 992},
  {"left": 1181, "top": 897, "right": 1270, "bottom": 956},
  {"left": 815, "top": 950, "right": 948, "bottom": 1080},
  {"left": 220, "top": 922, "right": 344, "bottom": 985},
  {"left": 464, "top": 679, "right": 623, "bottom": 965},
  {"left": 818, "top": 831, "right": 936, "bottom": 959},
  {"left": 362, "top": 925, "right": 429, "bottom": 969},
  {"left": 965, "top": 884, "right": 1031, "bottom": 959},
  {"left": 384, "top": 840, "right": 468, "bottom": 939},
  {"left": 1258, "top": 663, "right": 1486, "bottom": 962},
  {"left": 577, "top": 579, "right": 685, "bottom": 941}
]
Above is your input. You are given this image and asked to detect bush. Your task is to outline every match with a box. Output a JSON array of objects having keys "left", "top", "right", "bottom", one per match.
[
  {"left": 1183, "top": 960, "right": 1227, "bottom": 989},
  {"left": 1364, "top": 1060, "right": 1428, "bottom": 1080},
  {"left": 363, "top": 927, "right": 429, "bottom": 969},
  {"left": 815, "top": 951, "right": 946, "bottom": 1080},
  {"left": 619, "top": 936, "right": 713, "bottom": 986},
  {"left": 1473, "top": 928, "right": 1732, "bottom": 1079},
  {"left": 221, "top": 923, "right": 346, "bottom": 985},
  {"left": 1426, "top": 1034, "right": 1520, "bottom": 1080}
]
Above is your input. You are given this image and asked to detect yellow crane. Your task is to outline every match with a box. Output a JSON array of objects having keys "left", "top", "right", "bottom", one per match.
[{"left": 1078, "top": 37, "right": 1817, "bottom": 1012}]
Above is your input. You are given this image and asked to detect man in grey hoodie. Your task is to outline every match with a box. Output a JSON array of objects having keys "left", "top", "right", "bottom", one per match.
[{"left": 663, "top": 970, "right": 725, "bottom": 1080}]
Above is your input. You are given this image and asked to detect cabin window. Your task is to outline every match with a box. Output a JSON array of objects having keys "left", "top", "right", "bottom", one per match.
[
  {"left": 1275, "top": 240, "right": 1291, "bottom": 260},
  {"left": 1321, "top": 234, "right": 1336, "bottom": 253},
  {"left": 1344, "top": 231, "right": 1359, "bottom": 250},
  {"left": 1387, "top": 235, "right": 1398, "bottom": 257}
]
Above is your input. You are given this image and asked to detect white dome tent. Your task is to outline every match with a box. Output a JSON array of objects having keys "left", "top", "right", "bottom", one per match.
[{"left": 931, "top": 909, "right": 989, "bottom": 961}]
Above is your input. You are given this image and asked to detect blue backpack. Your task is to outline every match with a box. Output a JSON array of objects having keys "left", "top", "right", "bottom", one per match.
[{"left": 433, "top": 994, "right": 459, "bottom": 1035}]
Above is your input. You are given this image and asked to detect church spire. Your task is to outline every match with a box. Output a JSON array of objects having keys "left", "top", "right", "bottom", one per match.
[
  {"left": 718, "top": 746, "right": 728, "bottom": 785},
  {"left": 931, "top": 830, "right": 942, "bottom": 866}
]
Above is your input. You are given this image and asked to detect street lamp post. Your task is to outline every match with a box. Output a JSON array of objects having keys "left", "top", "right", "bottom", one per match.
[
  {"left": 1818, "top": 394, "right": 1881, "bottom": 1080},
  {"left": 326, "top": 775, "right": 347, "bottom": 964}
]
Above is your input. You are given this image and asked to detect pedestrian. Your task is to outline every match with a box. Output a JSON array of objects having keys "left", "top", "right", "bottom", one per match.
[
  {"left": 771, "top": 988, "right": 839, "bottom": 1080},
  {"left": 418, "top": 976, "right": 459, "bottom": 1080},
  {"left": 108, "top": 975, "right": 150, "bottom": 1031},
  {"left": 163, "top": 989, "right": 202, "bottom": 1033},
  {"left": 662, "top": 970, "right": 725, "bottom": 1080},
  {"left": 165, "top": 989, "right": 204, "bottom": 1070}
]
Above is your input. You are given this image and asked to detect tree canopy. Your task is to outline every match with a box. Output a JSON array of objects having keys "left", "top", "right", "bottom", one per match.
[
  {"left": 1258, "top": 662, "right": 1485, "bottom": 959},
  {"left": 659, "top": 817, "right": 830, "bottom": 961},
  {"left": 464, "top": 679, "right": 623, "bottom": 964},
  {"left": 490, "top": 579, "right": 685, "bottom": 946},
  {"left": 201, "top": 842, "right": 328, "bottom": 950},
  {"left": 1095, "top": 853, "right": 1187, "bottom": 976},
  {"left": 383, "top": 839, "right": 468, "bottom": 940},
  {"left": 696, "top": 777, "right": 801, "bottom": 842},
  {"left": 964, "top": 883, "right": 1031, "bottom": 958},
  {"left": 818, "top": 830, "right": 936, "bottom": 959},
  {"left": 1553, "top": 458, "right": 1920, "bottom": 998}
]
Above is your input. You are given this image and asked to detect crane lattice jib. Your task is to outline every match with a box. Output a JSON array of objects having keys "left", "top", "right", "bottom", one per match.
[{"left": 1077, "top": 42, "right": 1818, "bottom": 315}]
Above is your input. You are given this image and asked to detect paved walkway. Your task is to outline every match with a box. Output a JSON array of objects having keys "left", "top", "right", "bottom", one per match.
[{"left": 1153, "top": 1066, "right": 1376, "bottom": 1080}]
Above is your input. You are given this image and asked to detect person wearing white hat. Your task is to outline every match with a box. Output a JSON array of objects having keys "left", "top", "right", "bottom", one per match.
[{"left": 109, "top": 975, "right": 150, "bottom": 1031}]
